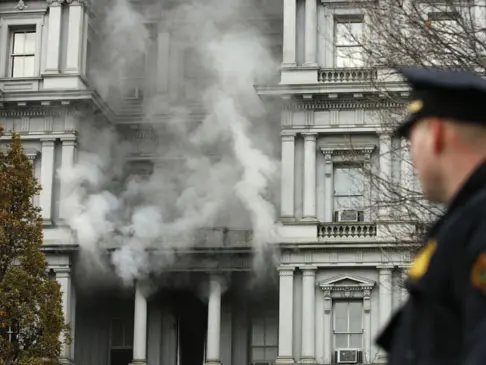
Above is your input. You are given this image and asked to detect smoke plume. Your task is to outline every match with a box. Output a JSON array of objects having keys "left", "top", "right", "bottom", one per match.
[{"left": 59, "top": 0, "right": 282, "bottom": 286}]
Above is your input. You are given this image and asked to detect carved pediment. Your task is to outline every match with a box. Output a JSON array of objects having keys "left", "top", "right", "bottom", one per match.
[{"left": 319, "top": 273, "right": 375, "bottom": 290}]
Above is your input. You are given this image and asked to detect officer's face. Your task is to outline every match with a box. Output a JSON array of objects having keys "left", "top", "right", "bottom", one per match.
[{"left": 410, "top": 118, "right": 445, "bottom": 202}]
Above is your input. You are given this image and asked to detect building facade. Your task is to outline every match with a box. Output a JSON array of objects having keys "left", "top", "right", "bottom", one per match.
[{"left": 0, "top": 0, "right": 431, "bottom": 365}]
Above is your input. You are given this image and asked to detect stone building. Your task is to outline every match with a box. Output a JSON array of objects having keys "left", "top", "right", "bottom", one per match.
[{"left": 0, "top": 0, "right": 431, "bottom": 365}]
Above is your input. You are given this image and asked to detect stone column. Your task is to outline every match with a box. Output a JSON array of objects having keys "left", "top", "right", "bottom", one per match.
[
  {"left": 40, "top": 138, "right": 55, "bottom": 224},
  {"left": 301, "top": 267, "right": 317, "bottom": 363},
  {"left": 206, "top": 275, "right": 222, "bottom": 365},
  {"left": 399, "top": 265, "right": 409, "bottom": 304},
  {"left": 282, "top": 0, "right": 296, "bottom": 66},
  {"left": 281, "top": 133, "right": 296, "bottom": 219},
  {"left": 57, "top": 268, "right": 76, "bottom": 363},
  {"left": 323, "top": 150, "right": 333, "bottom": 222},
  {"left": 45, "top": 0, "right": 63, "bottom": 73},
  {"left": 276, "top": 266, "right": 295, "bottom": 364},
  {"left": 304, "top": 0, "right": 317, "bottom": 66},
  {"left": 303, "top": 133, "right": 317, "bottom": 221},
  {"left": 59, "top": 137, "right": 77, "bottom": 220},
  {"left": 131, "top": 282, "right": 147, "bottom": 365},
  {"left": 378, "top": 133, "right": 392, "bottom": 218},
  {"left": 378, "top": 266, "right": 394, "bottom": 328},
  {"left": 65, "top": 0, "right": 85, "bottom": 73}
]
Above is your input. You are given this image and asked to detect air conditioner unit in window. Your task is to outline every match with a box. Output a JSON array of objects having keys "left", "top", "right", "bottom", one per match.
[
  {"left": 335, "top": 349, "right": 360, "bottom": 364},
  {"left": 338, "top": 209, "right": 359, "bottom": 222}
]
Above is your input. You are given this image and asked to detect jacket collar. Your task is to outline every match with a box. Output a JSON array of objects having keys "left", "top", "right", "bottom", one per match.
[{"left": 428, "top": 160, "right": 486, "bottom": 238}]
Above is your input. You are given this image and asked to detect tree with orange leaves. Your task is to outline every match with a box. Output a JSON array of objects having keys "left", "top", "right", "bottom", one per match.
[{"left": 0, "top": 125, "right": 70, "bottom": 364}]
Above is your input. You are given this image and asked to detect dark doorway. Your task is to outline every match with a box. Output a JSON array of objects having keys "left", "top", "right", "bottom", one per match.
[
  {"left": 173, "top": 291, "right": 208, "bottom": 365},
  {"left": 110, "top": 348, "right": 133, "bottom": 365}
]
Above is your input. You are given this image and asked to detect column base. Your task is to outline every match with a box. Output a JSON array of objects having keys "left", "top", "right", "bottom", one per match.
[
  {"left": 59, "top": 358, "right": 75, "bottom": 365},
  {"left": 300, "top": 357, "right": 316, "bottom": 364},
  {"left": 129, "top": 360, "right": 147, "bottom": 365},
  {"left": 204, "top": 361, "right": 221, "bottom": 365},
  {"left": 301, "top": 216, "right": 318, "bottom": 222},
  {"left": 275, "top": 356, "right": 295, "bottom": 364}
]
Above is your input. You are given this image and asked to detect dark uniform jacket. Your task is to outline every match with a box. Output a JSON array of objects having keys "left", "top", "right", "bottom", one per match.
[{"left": 376, "top": 161, "right": 486, "bottom": 365}]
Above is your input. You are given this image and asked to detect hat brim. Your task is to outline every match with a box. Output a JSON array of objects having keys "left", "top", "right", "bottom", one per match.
[{"left": 392, "top": 115, "right": 417, "bottom": 139}]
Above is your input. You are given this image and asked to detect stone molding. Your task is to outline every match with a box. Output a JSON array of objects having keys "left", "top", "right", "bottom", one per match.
[
  {"left": 319, "top": 274, "right": 375, "bottom": 311},
  {"left": 284, "top": 100, "right": 403, "bottom": 111},
  {"left": 320, "top": 143, "right": 376, "bottom": 163}
]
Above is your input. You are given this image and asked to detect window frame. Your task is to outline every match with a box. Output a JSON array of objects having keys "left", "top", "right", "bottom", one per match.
[
  {"left": 0, "top": 16, "right": 42, "bottom": 79},
  {"left": 333, "top": 163, "right": 366, "bottom": 221},
  {"left": 334, "top": 15, "right": 365, "bottom": 68},
  {"left": 249, "top": 308, "right": 279, "bottom": 363},
  {"left": 9, "top": 28, "right": 37, "bottom": 78},
  {"left": 332, "top": 300, "right": 364, "bottom": 350}
]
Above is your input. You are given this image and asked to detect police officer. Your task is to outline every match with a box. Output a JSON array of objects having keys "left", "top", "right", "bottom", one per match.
[{"left": 376, "top": 67, "right": 486, "bottom": 365}]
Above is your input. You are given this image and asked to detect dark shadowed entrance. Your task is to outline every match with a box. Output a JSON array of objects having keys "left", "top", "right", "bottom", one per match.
[{"left": 173, "top": 291, "right": 208, "bottom": 365}]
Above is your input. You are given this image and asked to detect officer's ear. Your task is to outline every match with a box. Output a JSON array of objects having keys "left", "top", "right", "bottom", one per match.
[{"left": 427, "top": 117, "right": 446, "bottom": 154}]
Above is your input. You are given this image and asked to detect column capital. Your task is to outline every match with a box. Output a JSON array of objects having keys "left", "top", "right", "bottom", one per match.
[
  {"left": 65, "top": 0, "right": 86, "bottom": 5},
  {"left": 281, "top": 134, "right": 296, "bottom": 142},
  {"left": 377, "top": 264, "right": 395, "bottom": 271},
  {"left": 61, "top": 137, "right": 77, "bottom": 146},
  {"left": 278, "top": 266, "right": 295, "bottom": 276},
  {"left": 47, "top": 0, "right": 64, "bottom": 6},
  {"left": 40, "top": 137, "right": 56, "bottom": 146},
  {"left": 302, "top": 133, "right": 317, "bottom": 141},
  {"left": 300, "top": 266, "right": 317, "bottom": 276}
]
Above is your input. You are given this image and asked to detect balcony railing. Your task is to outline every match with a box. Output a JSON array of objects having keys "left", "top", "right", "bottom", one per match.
[
  {"left": 318, "top": 222, "right": 377, "bottom": 239},
  {"left": 318, "top": 68, "right": 378, "bottom": 84}
]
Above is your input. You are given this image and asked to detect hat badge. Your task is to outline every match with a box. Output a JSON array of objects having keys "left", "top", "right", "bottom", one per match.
[{"left": 407, "top": 99, "right": 424, "bottom": 113}]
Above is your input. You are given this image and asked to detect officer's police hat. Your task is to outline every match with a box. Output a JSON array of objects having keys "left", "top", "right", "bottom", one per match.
[{"left": 394, "top": 67, "right": 486, "bottom": 138}]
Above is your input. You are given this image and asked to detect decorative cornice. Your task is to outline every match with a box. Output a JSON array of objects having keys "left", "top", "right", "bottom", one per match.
[{"left": 0, "top": 106, "right": 81, "bottom": 118}]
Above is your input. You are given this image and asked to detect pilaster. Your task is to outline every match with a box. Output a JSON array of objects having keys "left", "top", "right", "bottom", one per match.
[
  {"left": 59, "top": 137, "right": 77, "bottom": 220},
  {"left": 281, "top": 132, "right": 296, "bottom": 221},
  {"left": 65, "top": 0, "right": 86, "bottom": 74},
  {"left": 304, "top": 0, "right": 317, "bottom": 66},
  {"left": 276, "top": 266, "right": 295, "bottom": 365},
  {"left": 40, "top": 138, "right": 56, "bottom": 225},
  {"left": 322, "top": 150, "right": 333, "bottom": 222},
  {"left": 53, "top": 266, "right": 76, "bottom": 363},
  {"left": 44, "top": 0, "right": 64, "bottom": 74},
  {"left": 378, "top": 133, "right": 392, "bottom": 219},
  {"left": 376, "top": 265, "right": 394, "bottom": 362},
  {"left": 282, "top": 0, "right": 296, "bottom": 67},
  {"left": 302, "top": 133, "right": 317, "bottom": 221}
]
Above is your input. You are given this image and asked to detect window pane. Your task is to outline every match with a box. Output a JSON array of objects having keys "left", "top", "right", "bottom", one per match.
[
  {"left": 252, "top": 319, "right": 265, "bottom": 346},
  {"left": 265, "top": 317, "right": 278, "bottom": 346},
  {"left": 336, "top": 47, "right": 364, "bottom": 68},
  {"left": 12, "top": 57, "right": 24, "bottom": 77},
  {"left": 349, "top": 302, "right": 363, "bottom": 332},
  {"left": 24, "top": 32, "right": 35, "bottom": 54},
  {"left": 350, "top": 334, "right": 362, "bottom": 348},
  {"left": 334, "top": 167, "right": 365, "bottom": 196},
  {"left": 13, "top": 33, "right": 25, "bottom": 54},
  {"left": 334, "top": 333, "right": 348, "bottom": 348},
  {"left": 252, "top": 348, "right": 265, "bottom": 361},
  {"left": 335, "top": 22, "right": 362, "bottom": 46},
  {"left": 334, "top": 302, "right": 348, "bottom": 332},
  {"left": 264, "top": 347, "right": 278, "bottom": 361},
  {"left": 23, "top": 56, "right": 35, "bottom": 77}
]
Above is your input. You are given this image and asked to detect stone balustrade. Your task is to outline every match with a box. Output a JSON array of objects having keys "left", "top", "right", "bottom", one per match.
[
  {"left": 318, "top": 68, "right": 378, "bottom": 84},
  {"left": 318, "top": 222, "right": 377, "bottom": 239}
]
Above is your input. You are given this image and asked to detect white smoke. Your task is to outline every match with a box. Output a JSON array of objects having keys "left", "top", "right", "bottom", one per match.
[{"left": 60, "top": 0, "right": 281, "bottom": 286}]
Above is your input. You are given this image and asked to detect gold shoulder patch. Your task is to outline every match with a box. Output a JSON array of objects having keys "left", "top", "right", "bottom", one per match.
[
  {"left": 471, "top": 252, "right": 486, "bottom": 294},
  {"left": 407, "top": 99, "right": 424, "bottom": 113},
  {"left": 408, "top": 239, "right": 437, "bottom": 280}
]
